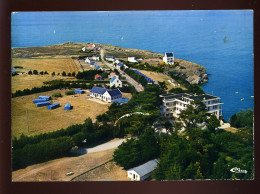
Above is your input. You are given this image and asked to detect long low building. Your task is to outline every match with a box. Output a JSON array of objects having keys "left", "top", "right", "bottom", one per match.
[
  {"left": 127, "top": 159, "right": 158, "bottom": 181},
  {"left": 90, "top": 86, "right": 122, "bottom": 103},
  {"left": 160, "top": 93, "right": 223, "bottom": 119}
]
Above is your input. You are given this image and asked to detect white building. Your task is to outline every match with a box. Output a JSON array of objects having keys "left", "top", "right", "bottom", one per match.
[
  {"left": 85, "top": 57, "right": 91, "bottom": 63},
  {"left": 160, "top": 93, "right": 223, "bottom": 119},
  {"left": 113, "top": 58, "right": 121, "bottom": 64},
  {"left": 106, "top": 56, "right": 114, "bottom": 62},
  {"left": 128, "top": 57, "right": 138, "bottom": 63},
  {"left": 92, "top": 55, "right": 99, "bottom": 61},
  {"left": 82, "top": 47, "right": 86, "bottom": 52},
  {"left": 110, "top": 76, "right": 122, "bottom": 88},
  {"left": 127, "top": 159, "right": 158, "bottom": 181},
  {"left": 163, "top": 52, "right": 174, "bottom": 64},
  {"left": 90, "top": 86, "right": 122, "bottom": 103}
]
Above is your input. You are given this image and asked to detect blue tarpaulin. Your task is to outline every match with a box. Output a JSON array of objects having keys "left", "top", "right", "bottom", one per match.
[
  {"left": 33, "top": 99, "right": 47, "bottom": 103},
  {"left": 39, "top": 96, "right": 51, "bottom": 100},
  {"left": 47, "top": 103, "right": 60, "bottom": 110},
  {"left": 64, "top": 103, "right": 71, "bottom": 110},
  {"left": 36, "top": 101, "right": 51, "bottom": 107},
  {"left": 74, "top": 89, "right": 84, "bottom": 94}
]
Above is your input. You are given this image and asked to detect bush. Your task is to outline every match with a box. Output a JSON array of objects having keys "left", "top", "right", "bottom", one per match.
[
  {"left": 62, "top": 71, "right": 66, "bottom": 76},
  {"left": 28, "top": 70, "right": 32, "bottom": 75},
  {"left": 40, "top": 71, "right": 44, "bottom": 75},
  {"left": 51, "top": 92, "right": 62, "bottom": 98},
  {"left": 65, "top": 90, "right": 75, "bottom": 95},
  {"left": 72, "top": 72, "right": 76, "bottom": 77},
  {"left": 33, "top": 70, "right": 38, "bottom": 75},
  {"left": 52, "top": 72, "right": 55, "bottom": 76},
  {"left": 68, "top": 73, "right": 72, "bottom": 76},
  {"left": 44, "top": 71, "right": 48, "bottom": 74}
]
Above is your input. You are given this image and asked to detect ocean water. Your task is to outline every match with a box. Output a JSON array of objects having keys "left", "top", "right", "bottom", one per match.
[{"left": 11, "top": 11, "right": 254, "bottom": 120}]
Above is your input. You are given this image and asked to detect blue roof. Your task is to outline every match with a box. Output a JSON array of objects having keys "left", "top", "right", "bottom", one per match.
[
  {"left": 110, "top": 76, "right": 118, "bottom": 83},
  {"left": 115, "top": 98, "right": 130, "bottom": 104},
  {"left": 90, "top": 86, "right": 108, "bottom": 95},
  {"left": 106, "top": 56, "right": 114, "bottom": 59},
  {"left": 65, "top": 103, "right": 71, "bottom": 107},
  {"left": 107, "top": 89, "right": 122, "bottom": 97},
  {"left": 117, "top": 63, "right": 124, "bottom": 67},
  {"left": 165, "top": 52, "right": 173, "bottom": 57}
]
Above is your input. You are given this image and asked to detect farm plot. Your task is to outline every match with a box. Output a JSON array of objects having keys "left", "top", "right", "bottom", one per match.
[
  {"left": 11, "top": 89, "right": 110, "bottom": 138},
  {"left": 11, "top": 74, "right": 76, "bottom": 93},
  {"left": 12, "top": 148, "right": 116, "bottom": 181},
  {"left": 137, "top": 69, "right": 185, "bottom": 91},
  {"left": 72, "top": 161, "right": 129, "bottom": 181},
  {"left": 12, "top": 58, "right": 79, "bottom": 74}
]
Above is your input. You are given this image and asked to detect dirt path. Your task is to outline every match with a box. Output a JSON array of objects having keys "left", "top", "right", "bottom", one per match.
[{"left": 12, "top": 138, "right": 126, "bottom": 181}]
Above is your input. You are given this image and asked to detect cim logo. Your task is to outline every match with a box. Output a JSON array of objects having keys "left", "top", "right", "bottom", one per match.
[{"left": 230, "top": 167, "right": 248, "bottom": 174}]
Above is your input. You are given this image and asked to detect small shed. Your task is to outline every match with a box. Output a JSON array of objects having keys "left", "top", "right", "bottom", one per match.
[
  {"left": 47, "top": 103, "right": 60, "bottom": 110},
  {"left": 64, "top": 103, "right": 71, "bottom": 110},
  {"left": 36, "top": 101, "right": 51, "bottom": 107},
  {"left": 127, "top": 159, "right": 158, "bottom": 181},
  {"left": 33, "top": 98, "right": 47, "bottom": 104},
  {"left": 95, "top": 74, "right": 103, "bottom": 80},
  {"left": 74, "top": 89, "right": 84, "bottom": 94},
  {"left": 39, "top": 96, "right": 51, "bottom": 100}
]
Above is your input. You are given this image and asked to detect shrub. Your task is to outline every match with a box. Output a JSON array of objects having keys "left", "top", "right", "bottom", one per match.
[
  {"left": 51, "top": 92, "right": 62, "bottom": 98},
  {"left": 40, "top": 71, "right": 44, "bottom": 75},
  {"left": 62, "top": 71, "right": 66, "bottom": 76},
  {"left": 28, "top": 70, "right": 32, "bottom": 75},
  {"left": 52, "top": 72, "right": 55, "bottom": 76},
  {"left": 65, "top": 90, "right": 75, "bottom": 95},
  {"left": 33, "top": 70, "right": 38, "bottom": 75}
]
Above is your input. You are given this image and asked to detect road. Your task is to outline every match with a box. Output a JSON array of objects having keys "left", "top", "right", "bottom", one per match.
[
  {"left": 101, "top": 48, "right": 144, "bottom": 92},
  {"left": 72, "top": 138, "right": 126, "bottom": 155}
]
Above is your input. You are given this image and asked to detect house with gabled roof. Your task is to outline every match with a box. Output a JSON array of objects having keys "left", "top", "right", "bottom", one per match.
[
  {"left": 116, "top": 63, "right": 124, "bottom": 70},
  {"left": 102, "top": 89, "right": 122, "bottom": 102},
  {"left": 92, "top": 55, "right": 99, "bottom": 61},
  {"left": 94, "top": 74, "right": 103, "bottom": 80},
  {"left": 163, "top": 52, "right": 174, "bottom": 64},
  {"left": 106, "top": 56, "right": 114, "bottom": 62},
  {"left": 127, "top": 159, "right": 158, "bottom": 181},
  {"left": 90, "top": 86, "right": 122, "bottom": 103},
  {"left": 85, "top": 57, "right": 91, "bottom": 63},
  {"left": 110, "top": 76, "right": 122, "bottom": 88}
]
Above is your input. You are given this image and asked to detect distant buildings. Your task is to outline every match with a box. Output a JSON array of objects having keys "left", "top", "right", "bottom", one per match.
[
  {"left": 92, "top": 55, "right": 99, "bottom": 61},
  {"left": 163, "top": 52, "right": 174, "bottom": 64},
  {"left": 160, "top": 93, "right": 223, "bottom": 119},
  {"left": 95, "top": 74, "right": 103, "bottom": 80},
  {"left": 110, "top": 76, "right": 122, "bottom": 88},
  {"left": 128, "top": 57, "right": 138, "bottom": 63},
  {"left": 127, "top": 159, "right": 158, "bottom": 181},
  {"left": 106, "top": 56, "right": 114, "bottom": 62},
  {"left": 90, "top": 86, "right": 122, "bottom": 103}
]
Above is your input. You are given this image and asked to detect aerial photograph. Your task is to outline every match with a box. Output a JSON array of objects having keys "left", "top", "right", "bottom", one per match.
[{"left": 11, "top": 10, "right": 254, "bottom": 181}]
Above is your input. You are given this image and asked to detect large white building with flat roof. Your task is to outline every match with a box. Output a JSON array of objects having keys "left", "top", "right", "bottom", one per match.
[{"left": 160, "top": 93, "right": 223, "bottom": 119}]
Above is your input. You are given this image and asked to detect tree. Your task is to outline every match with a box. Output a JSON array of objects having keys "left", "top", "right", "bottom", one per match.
[
  {"left": 68, "top": 72, "right": 72, "bottom": 76},
  {"left": 51, "top": 72, "right": 55, "bottom": 76},
  {"left": 40, "top": 71, "right": 44, "bottom": 75},
  {"left": 28, "top": 70, "right": 32, "bottom": 75},
  {"left": 33, "top": 70, "right": 38, "bottom": 75},
  {"left": 44, "top": 71, "right": 48, "bottom": 74},
  {"left": 72, "top": 72, "right": 76, "bottom": 77},
  {"left": 62, "top": 71, "right": 66, "bottom": 76},
  {"left": 158, "top": 81, "right": 167, "bottom": 93},
  {"left": 179, "top": 99, "right": 208, "bottom": 128},
  {"left": 207, "top": 115, "right": 220, "bottom": 133}
]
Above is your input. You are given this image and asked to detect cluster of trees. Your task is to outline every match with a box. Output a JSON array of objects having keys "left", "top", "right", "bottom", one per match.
[
  {"left": 51, "top": 92, "right": 62, "bottom": 98},
  {"left": 124, "top": 68, "right": 148, "bottom": 86},
  {"left": 76, "top": 70, "right": 104, "bottom": 80},
  {"left": 113, "top": 128, "right": 160, "bottom": 169},
  {"left": 12, "top": 118, "right": 121, "bottom": 170},
  {"left": 61, "top": 72, "right": 76, "bottom": 77},
  {"left": 229, "top": 110, "right": 254, "bottom": 128},
  {"left": 169, "top": 71, "right": 204, "bottom": 94},
  {"left": 28, "top": 70, "right": 40, "bottom": 75},
  {"left": 112, "top": 98, "right": 254, "bottom": 180},
  {"left": 65, "top": 90, "right": 75, "bottom": 95}
]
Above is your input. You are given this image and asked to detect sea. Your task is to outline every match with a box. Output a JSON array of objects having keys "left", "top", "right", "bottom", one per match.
[{"left": 11, "top": 10, "right": 254, "bottom": 121}]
